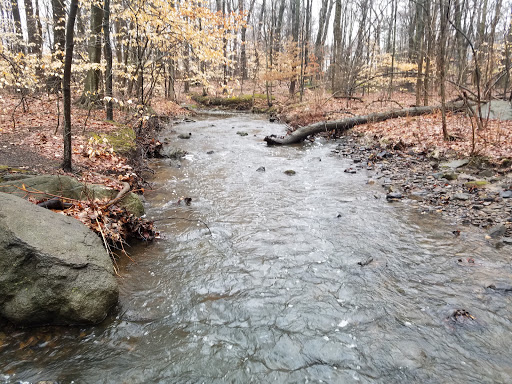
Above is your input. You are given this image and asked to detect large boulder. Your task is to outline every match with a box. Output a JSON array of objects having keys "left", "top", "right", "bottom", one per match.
[
  {"left": 0, "top": 175, "right": 144, "bottom": 216},
  {"left": 0, "top": 192, "right": 118, "bottom": 326}
]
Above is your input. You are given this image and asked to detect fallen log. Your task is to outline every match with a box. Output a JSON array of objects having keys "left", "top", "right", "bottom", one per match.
[{"left": 264, "top": 101, "right": 467, "bottom": 146}]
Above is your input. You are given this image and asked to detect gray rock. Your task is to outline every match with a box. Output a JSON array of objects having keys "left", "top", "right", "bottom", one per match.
[
  {"left": 442, "top": 172, "right": 458, "bottom": 181},
  {"left": 178, "top": 133, "right": 191, "bottom": 139},
  {"left": 500, "top": 190, "right": 512, "bottom": 199},
  {"left": 377, "top": 151, "right": 391, "bottom": 159},
  {"left": 453, "top": 193, "right": 470, "bottom": 201},
  {"left": 159, "top": 146, "right": 187, "bottom": 159},
  {"left": 256, "top": 166, "right": 266, "bottom": 172},
  {"left": 409, "top": 190, "right": 428, "bottom": 201},
  {"left": 0, "top": 175, "right": 144, "bottom": 217},
  {"left": 478, "top": 169, "right": 495, "bottom": 178},
  {"left": 1, "top": 173, "right": 35, "bottom": 182},
  {"left": 236, "top": 131, "right": 248, "bottom": 136},
  {"left": 386, "top": 192, "right": 403, "bottom": 200},
  {"left": 503, "top": 237, "right": 512, "bottom": 245},
  {"left": 0, "top": 193, "right": 118, "bottom": 325},
  {"left": 440, "top": 158, "right": 470, "bottom": 169},
  {"left": 488, "top": 224, "right": 506, "bottom": 239}
]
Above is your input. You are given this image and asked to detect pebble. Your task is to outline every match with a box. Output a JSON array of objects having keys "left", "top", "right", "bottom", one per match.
[
  {"left": 386, "top": 192, "right": 403, "bottom": 200},
  {"left": 453, "top": 193, "right": 470, "bottom": 201},
  {"left": 500, "top": 190, "right": 512, "bottom": 198}
]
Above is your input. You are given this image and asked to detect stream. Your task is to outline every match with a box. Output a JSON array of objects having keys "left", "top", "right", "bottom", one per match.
[{"left": 1, "top": 113, "right": 512, "bottom": 383}]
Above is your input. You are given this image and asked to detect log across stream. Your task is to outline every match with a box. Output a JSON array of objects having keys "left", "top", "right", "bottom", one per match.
[{"left": 264, "top": 101, "right": 468, "bottom": 145}]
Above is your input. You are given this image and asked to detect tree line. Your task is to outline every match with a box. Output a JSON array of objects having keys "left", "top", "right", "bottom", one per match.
[{"left": 0, "top": 0, "right": 510, "bottom": 165}]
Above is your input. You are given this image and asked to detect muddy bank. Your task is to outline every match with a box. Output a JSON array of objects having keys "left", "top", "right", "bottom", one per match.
[{"left": 332, "top": 132, "right": 512, "bottom": 242}]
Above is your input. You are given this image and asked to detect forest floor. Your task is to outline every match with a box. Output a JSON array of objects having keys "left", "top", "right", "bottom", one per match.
[{"left": 0, "top": 94, "right": 187, "bottom": 175}]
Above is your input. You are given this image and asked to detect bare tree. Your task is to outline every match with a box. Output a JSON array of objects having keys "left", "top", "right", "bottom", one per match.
[{"left": 62, "top": 0, "right": 79, "bottom": 172}]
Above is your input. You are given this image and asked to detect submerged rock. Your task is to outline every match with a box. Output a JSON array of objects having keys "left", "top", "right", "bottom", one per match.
[
  {"left": 256, "top": 166, "right": 266, "bottom": 172},
  {"left": 487, "top": 283, "right": 512, "bottom": 292},
  {"left": 236, "top": 131, "right": 248, "bottom": 136},
  {"left": 0, "top": 193, "right": 118, "bottom": 326},
  {"left": 159, "top": 146, "right": 187, "bottom": 159},
  {"left": 284, "top": 170, "right": 296, "bottom": 176},
  {"left": 488, "top": 224, "right": 506, "bottom": 239}
]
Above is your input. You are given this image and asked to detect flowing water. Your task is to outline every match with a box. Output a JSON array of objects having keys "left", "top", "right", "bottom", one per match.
[{"left": 1, "top": 114, "right": 512, "bottom": 383}]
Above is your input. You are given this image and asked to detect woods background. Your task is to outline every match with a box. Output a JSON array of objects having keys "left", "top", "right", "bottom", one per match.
[{"left": 0, "top": 0, "right": 509, "bottom": 132}]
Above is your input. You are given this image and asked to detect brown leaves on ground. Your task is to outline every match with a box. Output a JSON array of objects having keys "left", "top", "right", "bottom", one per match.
[
  {"left": 281, "top": 90, "right": 511, "bottom": 163},
  {"left": 59, "top": 198, "right": 157, "bottom": 260},
  {"left": 352, "top": 112, "right": 512, "bottom": 161}
]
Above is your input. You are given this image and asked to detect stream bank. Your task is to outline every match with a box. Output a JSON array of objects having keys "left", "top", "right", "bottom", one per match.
[{"left": 332, "top": 132, "right": 512, "bottom": 243}]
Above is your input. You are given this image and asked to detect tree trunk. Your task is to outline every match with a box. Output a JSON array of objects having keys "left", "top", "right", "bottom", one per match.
[
  {"left": 264, "top": 101, "right": 468, "bottom": 146},
  {"left": 438, "top": 0, "right": 449, "bottom": 140},
  {"left": 240, "top": 0, "right": 256, "bottom": 81},
  {"left": 314, "top": 0, "right": 330, "bottom": 68},
  {"left": 82, "top": 3, "right": 103, "bottom": 104},
  {"left": 103, "top": 0, "right": 113, "bottom": 120},
  {"left": 289, "top": 0, "right": 300, "bottom": 97},
  {"left": 331, "top": 0, "right": 342, "bottom": 91},
  {"left": 23, "top": 0, "right": 41, "bottom": 55},
  {"left": 52, "top": 0, "right": 66, "bottom": 62},
  {"left": 423, "top": 0, "right": 432, "bottom": 105},
  {"left": 11, "top": 0, "right": 22, "bottom": 52},
  {"left": 62, "top": 0, "right": 79, "bottom": 172}
]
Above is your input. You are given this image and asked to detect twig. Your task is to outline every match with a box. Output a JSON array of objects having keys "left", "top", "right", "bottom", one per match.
[
  {"left": 96, "top": 217, "right": 120, "bottom": 276},
  {"left": 366, "top": 98, "right": 404, "bottom": 109},
  {"left": 0, "top": 184, "right": 83, "bottom": 203},
  {"left": 11, "top": 96, "right": 27, "bottom": 130},
  {"left": 83, "top": 103, "right": 94, "bottom": 133}
]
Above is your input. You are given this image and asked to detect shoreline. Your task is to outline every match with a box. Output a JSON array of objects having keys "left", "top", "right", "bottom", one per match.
[{"left": 332, "top": 131, "right": 512, "bottom": 243}]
